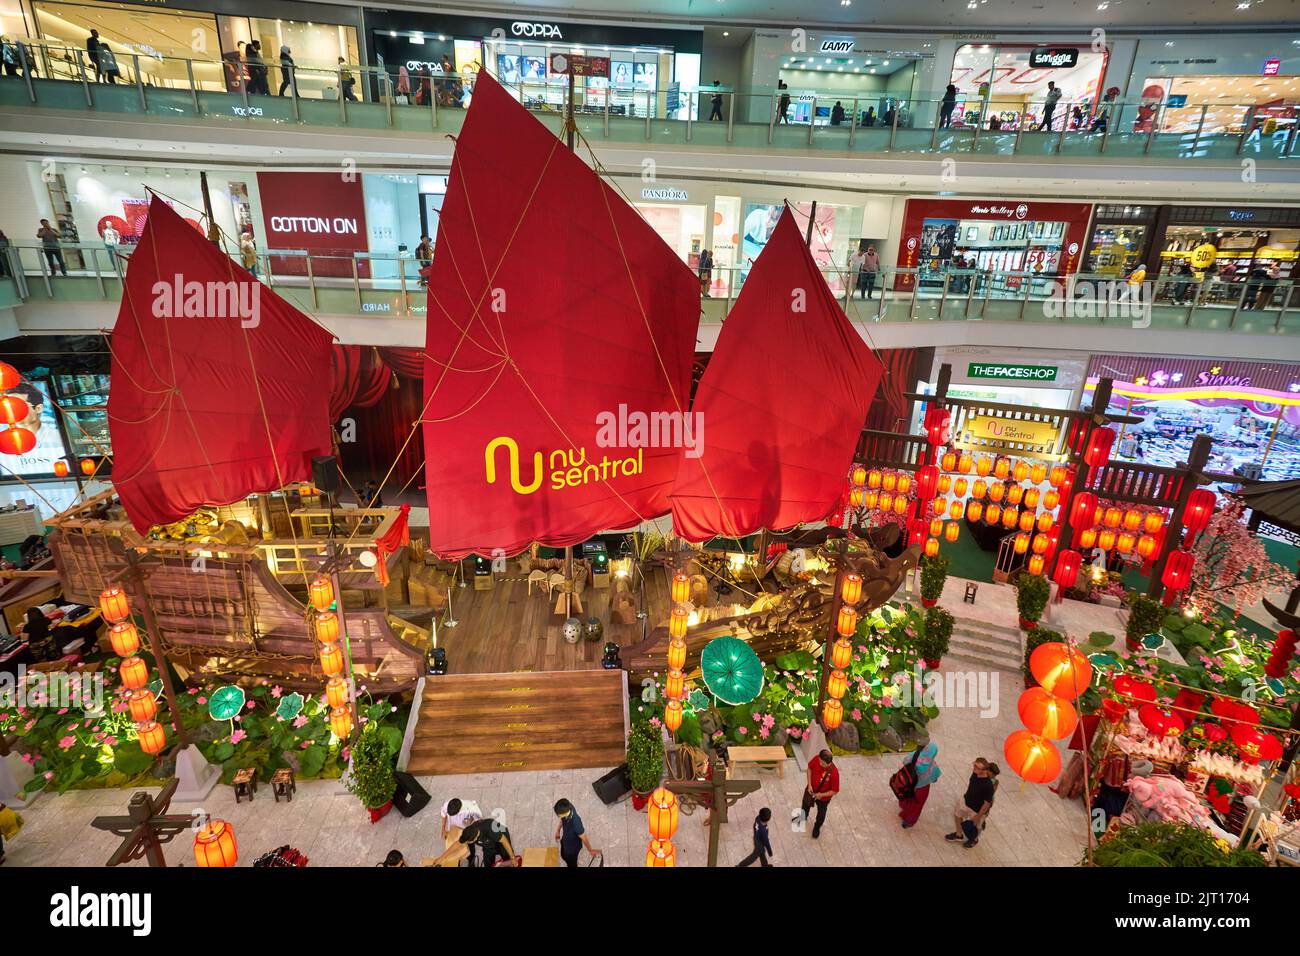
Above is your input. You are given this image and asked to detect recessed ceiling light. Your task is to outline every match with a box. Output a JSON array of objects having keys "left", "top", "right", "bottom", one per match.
[{"left": 723, "top": 31, "right": 729, "bottom": 36}]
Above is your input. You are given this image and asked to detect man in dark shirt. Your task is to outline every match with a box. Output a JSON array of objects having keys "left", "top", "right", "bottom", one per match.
[
  {"left": 553, "top": 798, "right": 600, "bottom": 867},
  {"left": 459, "top": 817, "right": 515, "bottom": 867},
  {"left": 801, "top": 749, "right": 840, "bottom": 838},
  {"left": 946, "top": 757, "right": 999, "bottom": 848},
  {"left": 737, "top": 807, "right": 774, "bottom": 866}
]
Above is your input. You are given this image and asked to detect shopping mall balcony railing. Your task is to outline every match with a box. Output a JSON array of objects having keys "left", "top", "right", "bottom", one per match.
[
  {"left": 1, "top": 42, "right": 1296, "bottom": 161},
  {"left": 3, "top": 243, "right": 1296, "bottom": 336}
]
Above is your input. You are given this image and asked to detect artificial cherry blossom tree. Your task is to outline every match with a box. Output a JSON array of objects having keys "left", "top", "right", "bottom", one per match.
[{"left": 1187, "top": 499, "right": 1293, "bottom": 616}]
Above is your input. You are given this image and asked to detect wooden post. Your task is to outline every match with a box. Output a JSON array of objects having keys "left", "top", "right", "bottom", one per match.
[
  {"left": 665, "top": 756, "right": 759, "bottom": 867},
  {"left": 125, "top": 550, "right": 188, "bottom": 749},
  {"left": 565, "top": 72, "right": 576, "bottom": 151},
  {"left": 804, "top": 201, "right": 818, "bottom": 249},
  {"left": 199, "top": 171, "right": 220, "bottom": 245},
  {"left": 1147, "top": 433, "right": 1212, "bottom": 600}
]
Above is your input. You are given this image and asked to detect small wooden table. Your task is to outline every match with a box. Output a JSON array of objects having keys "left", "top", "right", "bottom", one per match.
[
  {"left": 272, "top": 767, "right": 296, "bottom": 802},
  {"left": 728, "top": 745, "right": 788, "bottom": 778},
  {"left": 232, "top": 767, "right": 257, "bottom": 803},
  {"left": 522, "top": 847, "right": 560, "bottom": 867}
]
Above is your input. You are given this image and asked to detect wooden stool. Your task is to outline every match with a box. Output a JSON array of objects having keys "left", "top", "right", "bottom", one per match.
[
  {"left": 233, "top": 767, "right": 257, "bottom": 803},
  {"left": 272, "top": 767, "right": 296, "bottom": 802},
  {"left": 964, "top": 582, "right": 978, "bottom": 604}
]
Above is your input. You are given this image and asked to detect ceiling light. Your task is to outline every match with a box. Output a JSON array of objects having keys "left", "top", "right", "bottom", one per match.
[
  {"left": 1097, "top": 1, "right": 1108, "bottom": 8},
  {"left": 723, "top": 31, "right": 730, "bottom": 36}
]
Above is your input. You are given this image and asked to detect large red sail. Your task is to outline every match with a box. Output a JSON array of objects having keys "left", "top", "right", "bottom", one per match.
[
  {"left": 108, "top": 196, "right": 333, "bottom": 532},
  {"left": 670, "top": 209, "right": 882, "bottom": 541},
  {"left": 422, "top": 72, "right": 699, "bottom": 558}
]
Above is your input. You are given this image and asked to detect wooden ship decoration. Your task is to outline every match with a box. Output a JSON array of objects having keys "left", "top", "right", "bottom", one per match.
[{"left": 45, "top": 488, "right": 429, "bottom": 693}]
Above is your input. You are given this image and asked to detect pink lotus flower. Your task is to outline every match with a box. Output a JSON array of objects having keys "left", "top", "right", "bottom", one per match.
[
  {"left": 301, "top": 740, "right": 312, "bottom": 749},
  {"left": 44, "top": 771, "right": 53, "bottom": 780},
  {"left": 759, "top": 727, "right": 770, "bottom": 739},
  {"left": 246, "top": 700, "right": 256, "bottom": 710},
  {"left": 105, "top": 736, "right": 118, "bottom": 747},
  {"left": 21, "top": 752, "right": 34, "bottom": 764},
  {"left": 872, "top": 714, "right": 881, "bottom": 724},
  {"left": 737, "top": 726, "right": 748, "bottom": 735},
  {"left": 230, "top": 729, "right": 247, "bottom": 745},
  {"left": 271, "top": 685, "right": 283, "bottom": 698},
  {"left": 851, "top": 709, "right": 862, "bottom": 721},
  {"left": 196, "top": 697, "right": 207, "bottom": 705},
  {"left": 57, "top": 708, "right": 67, "bottom": 715},
  {"left": 292, "top": 715, "right": 308, "bottom": 728},
  {"left": 649, "top": 717, "right": 662, "bottom": 729},
  {"left": 111, "top": 700, "right": 128, "bottom": 713}
]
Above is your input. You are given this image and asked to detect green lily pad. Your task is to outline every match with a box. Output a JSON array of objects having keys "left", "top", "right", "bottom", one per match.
[
  {"left": 207, "top": 684, "right": 246, "bottom": 721},
  {"left": 1142, "top": 632, "right": 1165, "bottom": 650},
  {"left": 1088, "top": 653, "right": 1119, "bottom": 669},
  {"left": 1265, "top": 677, "right": 1285, "bottom": 697},
  {"left": 1086, "top": 631, "right": 1116, "bottom": 648},
  {"left": 701, "top": 637, "right": 765, "bottom": 706},
  {"left": 686, "top": 688, "right": 710, "bottom": 713},
  {"left": 275, "top": 692, "right": 305, "bottom": 721}
]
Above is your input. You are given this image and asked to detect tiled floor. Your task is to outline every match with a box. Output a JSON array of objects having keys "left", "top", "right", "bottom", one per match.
[{"left": 3, "top": 662, "right": 1089, "bottom": 868}]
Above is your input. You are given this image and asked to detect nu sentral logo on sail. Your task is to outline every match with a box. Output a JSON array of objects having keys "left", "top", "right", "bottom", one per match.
[{"left": 50, "top": 887, "right": 152, "bottom": 936}]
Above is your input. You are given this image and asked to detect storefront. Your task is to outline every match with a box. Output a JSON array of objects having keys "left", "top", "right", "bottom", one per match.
[
  {"left": 1083, "top": 355, "right": 1300, "bottom": 482},
  {"left": 26, "top": 0, "right": 362, "bottom": 97},
  {"left": 948, "top": 42, "right": 1109, "bottom": 130},
  {"left": 893, "top": 197, "right": 1092, "bottom": 293},
  {"left": 915, "top": 346, "right": 1090, "bottom": 420},
  {"left": 1155, "top": 205, "right": 1300, "bottom": 284},
  {"left": 365, "top": 11, "right": 701, "bottom": 118},
  {"left": 1084, "top": 203, "right": 1159, "bottom": 278}
]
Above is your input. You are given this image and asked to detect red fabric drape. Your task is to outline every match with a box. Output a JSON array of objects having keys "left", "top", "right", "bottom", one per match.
[
  {"left": 108, "top": 196, "right": 333, "bottom": 532},
  {"left": 336, "top": 373, "right": 425, "bottom": 489},
  {"left": 420, "top": 72, "right": 699, "bottom": 558},
  {"left": 377, "top": 347, "right": 424, "bottom": 379},
  {"left": 670, "top": 210, "right": 882, "bottom": 541},
  {"left": 330, "top": 345, "right": 393, "bottom": 421}
]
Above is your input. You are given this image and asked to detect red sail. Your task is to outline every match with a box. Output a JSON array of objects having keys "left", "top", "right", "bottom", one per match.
[
  {"left": 108, "top": 196, "right": 333, "bottom": 532},
  {"left": 670, "top": 209, "right": 882, "bottom": 541},
  {"left": 422, "top": 72, "right": 699, "bottom": 558}
]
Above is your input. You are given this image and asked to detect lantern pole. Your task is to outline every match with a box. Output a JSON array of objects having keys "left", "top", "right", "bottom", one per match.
[
  {"left": 326, "top": 537, "right": 362, "bottom": 739},
  {"left": 1146, "top": 433, "right": 1212, "bottom": 601},
  {"left": 817, "top": 537, "right": 850, "bottom": 717},
  {"left": 124, "top": 549, "right": 187, "bottom": 748}
]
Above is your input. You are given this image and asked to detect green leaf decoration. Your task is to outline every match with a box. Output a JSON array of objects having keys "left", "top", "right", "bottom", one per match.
[
  {"left": 686, "top": 688, "right": 710, "bottom": 713},
  {"left": 1142, "top": 632, "right": 1165, "bottom": 650},
  {"left": 701, "top": 637, "right": 765, "bottom": 706},
  {"left": 147, "top": 678, "right": 163, "bottom": 699},
  {"left": 207, "top": 684, "right": 246, "bottom": 721},
  {"left": 112, "top": 742, "right": 155, "bottom": 777},
  {"left": 211, "top": 741, "right": 235, "bottom": 762},
  {"left": 275, "top": 692, "right": 305, "bottom": 722},
  {"left": 298, "top": 745, "right": 327, "bottom": 777},
  {"left": 1088, "top": 653, "right": 1119, "bottom": 669},
  {"left": 1086, "top": 631, "right": 1116, "bottom": 648},
  {"left": 774, "top": 650, "right": 816, "bottom": 672},
  {"left": 1265, "top": 677, "right": 1285, "bottom": 697}
]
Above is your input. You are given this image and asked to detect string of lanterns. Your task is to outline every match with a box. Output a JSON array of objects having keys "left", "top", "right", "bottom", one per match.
[
  {"left": 100, "top": 585, "right": 167, "bottom": 756},
  {"left": 822, "top": 570, "right": 861, "bottom": 731},
  {"left": 0, "top": 362, "right": 36, "bottom": 456},
  {"left": 309, "top": 575, "right": 353, "bottom": 740},
  {"left": 666, "top": 570, "right": 692, "bottom": 735},
  {"left": 1005, "top": 641, "right": 1093, "bottom": 784},
  {"left": 646, "top": 786, "right": 679, "bottom": 867}
]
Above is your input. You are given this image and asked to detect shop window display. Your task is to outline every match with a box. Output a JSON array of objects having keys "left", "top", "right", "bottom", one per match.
[{"left": 949, "top": 43, "right": 1107, "bottom": 130}]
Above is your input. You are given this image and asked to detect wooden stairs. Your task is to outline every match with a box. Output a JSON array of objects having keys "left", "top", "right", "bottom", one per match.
[{"left": 406, "top": 669, "right": 629, "bottom": 776}]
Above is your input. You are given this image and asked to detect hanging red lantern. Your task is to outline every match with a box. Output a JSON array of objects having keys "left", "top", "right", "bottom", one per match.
[
  {"left": 109, "top": 621, "right": 141, "bottom": 657},
  {"left": 137, "top": 720, "right": 167, "bottom": 755},
  {"left": 822, "top": 698, "right": 843, "bottom": 729},
  {"left": 1049, "top": 465, "right": 1068, "bottom": 487},
  {"left": 1210, "top": 697, "right": 1259, "bottom": 729},
  {"left": 984, "top": 503, "right": 1002, "bottom": 526},
  {"left": 976, "top": 456, "right": 993, "bottom": 478},
  {"left": 0, "top": 395, "right": 30, "bottom": 426},
  {"left": 1161, "top": 549, "right": 1195, "bottom": 594},
  {"left": 993, "top": 457, "right": 1010, "bottom": 480},
  {"left": 929, "top": 517, "right": 944, "bottom": 537},
  {"left": 1053, "top": 550, "right": 1082, "bottom": 591},
  {"left": 119, "top": 655, "right": 149, "bottom": 690},
  {"left": 948, "top": 499, "right": 963, "bottom": 520},
  {"left": 1069, "top": 492, "right": 1098, "bottom": 532},
  {"left": 1265, "top": 629, "right": 1298, "bottom": 680},
  {"left": 1036, "top": 513, "right": 1053, "bottom": 534},
  {"left": 194, "top": 819, "right": 239, "bottom": 867},
  {"left": 1183, "top": 489, "right": 1216, "bottom": 534},
  {"left": 1100, "top": 697, "right": 1128, "bottom": 724},
  {"left": 1112, "top": 675, "right": 1157, "bottom": 705},
  {"left": 1014, "top": 533, "right": 1030, "bottom": 554},
  {"left": 944, "top": 521, "right": 959, "bottom": 543},
  {"left": 670, "top": 572, "right": 690, "bottom": 604},
  {"left": 1018, "top": 687, "right": 1079, "bottom": 740},
  {"left": 0, "top": 362, "right": 19, "bottom": 391},
  {"left": 830, "top": 638, "right": 853, "bottom": 670},
  {"left": 1230, "top": 724, "right": 1283, "bottom": 764},
  {"left": 80, "top": 458, "right": 97, "bottom": 476},
  {"left": 915, "top": 465, "right": 939, "bottom": 501},
  {"left": 1079, "top": 527, "right": 1098, "bottom": 550},
  {"left": 1084, "top": 427, "right": 1116, "bottom": 468},
  {"left": 1138, "top": 704, "right": 1185, "bottom": 738},
  {"left": 127, "top": 690, "right": 157, "bottom": 722},
  {"left": 308, "top": 576, "right": 335, "bottom": 612},
  {"left": 837, "top": 605, "right": 859, "bottom": 638},
  {"left": 0, "top": 427, "right": 36, "bottom": 456},
  {"left": 1143, "top": 512, "right": 1164, "bottom": 535},
  {"left": 648, "top": 787, "right": 679, "bottom": 840},
  {"left": 924, "top": 407, "right": 952, "bottom": 446},
  {"left": 1029, "top": 643, "right": 1093, "bottom": 700},
  {"left": 1023, "top": 488, "right": 1040, "bottom": 510},
  {"left": 1029, "top": 463, "right": 1047, "bottom": 485},
  {"left": 1003, "top": 730, "right": 1061, "bottom": 784},
  {"left": 851, "top": 464, "right": 867, "bottom": 488},
  {"left": 1031, "top": 533, "right": 1050, "bottom": 555},
  {"left": 941, "top": 451, "right": 957, "bottom": 472},
  {"left": 99, "top": 585, "right": 131, "bottom": 623},
  {"left": 53, "top": 460, "right": 70, "bottom": 478}
]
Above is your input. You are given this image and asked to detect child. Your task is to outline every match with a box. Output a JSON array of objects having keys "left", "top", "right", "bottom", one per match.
[{"left": 736, "top": 807, "right": 774, "bottom": 866}]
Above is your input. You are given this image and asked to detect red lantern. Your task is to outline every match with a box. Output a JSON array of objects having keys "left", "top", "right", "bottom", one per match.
[
  {"left": 1265, "top": 629, "right": 1299, "bottom": 680},
  {"left": 1049, "top": 465, "right": 1068, "bottom": 487},
  {"left": 1052, "top": 550, "right": 1082, "bottom": 591},
  {"left": 929, "top": 517, "right": 944, "bottom": 537},
  {"left": 971, "top": 479, "right": 987, "bottom": 500},
  {"left": 109, "top": 621, "right": 141, "bottom": 657},
  {"left": 830, "top": 638, "right": 853, "bottom": 670},
  {"left": 924, "top": 407, "right": 952, "bottom": 446},
  {"left": 944, "top": 521, "right": 959, "bottom": 543},
  {"left": 1098, "top": 529, "right": 1116, "bottom": 552},
  {"left": 1112, "top": 675, "right": 1157, "bottom": 705},
  {"left": 0, "top": 427, "right": 36, "bottom": 456},
  {"left": 0, "top": 395, "right": 29, "bottom": 425},
  {"left": 1003, "top": 730, "right": 1061, "bottom": 784},
  {"left": 137, "top": 720, "right": 167, "bottom": 755},
  {"left": 1018, "top": 688, "right": 1079, "bottom": 740},
  {"left": 308, "top": 576, "right": 334, "bottom": 612},
  {"left": 1116, "top": 531, "right": 1136, "bottom": 554},
  {"left": 648, "top": 787, "right": 679, "bottom": 840},
  {"left": 1014, "top": 533, "right": 1030, "bottom": 554},
  {"left": 1230, "top": 724, "right": 1283, "bottom": 764},
  {"left": 1079, "top": 527, "right": 1098, "bottom": 550},
  {"left": 1006, "top": 485, "right": 1023, "bottom": 507},
  {"left": 670, "top": 572, "right": 690, "bottom": 604},
  {"left": 1018, "top": 510, "right": 1034, "bottom": 533},
  {"left": 916, "top": 465, "right": 939, "bottom": 501},
  {"left": 941, "top": 451, "right": 957, "bottom": 472},
  {"left": 80, "top": 458, "right": 97, "bottom": 476},
  {"left": 127, "top": 690, "right": 157, "bottom": 722},
  {"left": 1136, "top": 534, "right": 1158, "bottom": 559},
  {"left": 1138, "top": 704, "right": 1185, "bottom": 738},
  {"left": 53, "top": 460, "right": 70, "bottom": 477},
  {"left": 966, "top": 501, "right": 983, "bottom": 523},
  {"left": 119, "top": 655, "right": 149, "bottom": 690},
  {"left": 1100, "top": 698, "right": 1128, "bottom": 724},
  {"left": 851, "top": 464, "right": 867, "bottom": 488},
  {"left": 1069, "top": 492, "right": 1098, "bottom": 533},
  {"left": 1029, "top": 643, "right": 1092, "bottom": 701},
  {"left": 1032, "top": 533, "right": 1050, "bottom": 555},
  {"left": 1210, "top": 697, "right": 1259, "bottom": 729},
  {"left": 988, "top": 482, "right": 1005, "bottom": 503},
  {"left": 1036, "top": 513, "right": 1053, "bottom": 534},
  {"left": 1084, "top": 427, "right": 1116, "bottom": 468},
  {"left": 194, "top": 819, "right": 239, "bottom": 867},
  {"left": 984, "top": 503, "right": 1002, "bottom": 526},
  {"left": 0, "top": 362, "right": 19, "bottom": 390},
  {"left": 1043, "top": 489, "right": 1060, "bottom": 511},
  {"left": 1027, "top": 554, "right": 1045, "bottom": 576},
  {"left": 924, "top": 537, "right": 940, "bottom": 558},
  {"left": 1161, "top": 549, "right": 1195, "bottom": 593},
  {"left": 1023, "top": 488, "right": 1040, "bottom": 510},
  {"left": 1143, "top": 512, "right": 1164, "bottom": 535},
  {"left": 976, "top": 456, "right": 993, "bottom": 478},
  {"left": 99, "top": 586, "right": 131, "bottom": 623},
  {"left": 841, "top": 572, "right": 863, "bottom": 606},
  {"left": 837, "top": 606, "right": 858, "bottom": 638},
  {"left": 646, "top": 838, "right": 676, "bottom": 867},
  {"left": 822, "top": 698, "right": 843, "bottom": 730},
  {"left": 1102, "top": 507, "right": 1122, "bottom": 529},
  {"left": 1183, "top": 489, "right": 1216, "bottom": 534}
]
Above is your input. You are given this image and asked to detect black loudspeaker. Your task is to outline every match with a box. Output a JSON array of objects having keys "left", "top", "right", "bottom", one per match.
[
  {"left": 392, "top": 771, "right": 432, "bottom": 818},
  {"left": 592, "top": 763, "right": 631, "bottom": 806},
  {"left": 311, "top": 455, "right": 341, "bottom": 493}
]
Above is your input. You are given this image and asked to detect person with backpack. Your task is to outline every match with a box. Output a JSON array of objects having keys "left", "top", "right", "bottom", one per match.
[
  {"left": 736, "top": 807, "right": 774, "bottom": 866},
  {"left": 894, "top": 741, "right": 941, "bottom": 828},
  {"left": 946, "top": 757, "right": 999, "bottom": 848}
]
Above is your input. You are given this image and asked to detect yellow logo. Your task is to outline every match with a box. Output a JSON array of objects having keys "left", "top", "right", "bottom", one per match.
[
  {"left": 1189, "top": 243, "right": 1217, "bottom": 271},
  {"left": 484, "top": 436, "right": 644, "bottom": 495}
]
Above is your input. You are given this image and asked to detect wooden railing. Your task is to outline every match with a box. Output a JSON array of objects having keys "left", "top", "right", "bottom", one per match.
[
  {"left": 855, "top": 429, "right": 928, "bottom": 471},
  {"left": 1088, "top": 461, "right": 1188, "bottom": 506}
]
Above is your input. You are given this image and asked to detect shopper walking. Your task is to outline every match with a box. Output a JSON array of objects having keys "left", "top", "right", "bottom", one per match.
[
  {"left": 859, "top": 244, "right": 880, "bottom": 299},
  {"left": 1, "top": 36, "right": 20, "bottom": 78},
  {"left": 709, "top": 80, "right": 724, "bottom": 121},
  {"left": 938, "top": 84, "right": 957, "bottom": 128},
  {"left": 946, "top": 757, "right": 999, "bottom": 848},
  {"left": 245, "top": 40, "right": 268, "bottom": 95},
  {"left": 338, "top": 57, "right": 358, "bottom": 102},
  {"left": 86, "top": 29, "right": 103, "bottom": 81},
  {"left": 736, "top": 807, "right": 774, "bottom": 866},
  {"left": 277, "top": 45, "right": 295, "bottom": 97},
  {"left": 698, "top": 248, "right": 713, "bottom": 297},
  {"left": 1255, "top": 261, "right": 1281, "bottom": 310},
  {"left": 553, "top": 798, "right": 600, "bottom": 867},
  {"left": 97, "top": 42, "right": 119, "bottom": 84},
  {"left": 1172, "top": 261, "right": 1194, "bottom": 305},
  {"left": 1037, "top": 81, "right": 1062, "bottom": 131},
  {"left": 801, "top": 748, "right": 839, "bottom": 838},
  {"left": 1118, "top": 261, "right": 1147, "bottom": 302},
  {"left": 830, "top": 101, "right": 845, "bottom": 126},
  {"left": 896, "top": 741, "right": 941, "bottom": 828},
  {"left": 776, "top": 80, "right": 791, "bottom": 124},
  {"left": 37, "top": 219, "right": 67, "bottom": 276},
  {"left": 239, "top": 231, "right": 257, "bottom": 277}
]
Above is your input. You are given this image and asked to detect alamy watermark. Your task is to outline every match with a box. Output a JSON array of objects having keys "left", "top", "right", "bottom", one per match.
[
  {"left": 1042, "top": 278, "right": 1152, "bottom": 328},
  {"left": 0, "top": 665, "right": 105, "bottom": 711},
  {"left": 151, "top": 273, "right": 261, "bottom": 328},
  {"left": 594, "top": 403, "right": 704, "bottom": 459}
]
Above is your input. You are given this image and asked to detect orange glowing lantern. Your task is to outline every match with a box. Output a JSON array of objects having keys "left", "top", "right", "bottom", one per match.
[
  {"left": 949, "top": 499, "right": 963, "bottom": 520},
  {"left": 664, "top": 669, "right": 685, "bottom": 700},
  {"left": 1143, "top": 512, "right": 1164, "bottom": 535},
  {"left": 1079, "top": 527, "right": 1098, "bottom": 550},
  {"left": 1004, "top": 730, "right": 1062, "bottom": 784},
  {"left": 941, "top": 451, "right": 957, "bottom": 472},
  {"left": 966, "top": 501, "right": 983, "bottom": 523},
  {"left": 957, "top": 453, "right": 973, "bottom": 474},
  {"left": 127, "top": 690, "right": 157, "bottom": 722},
  {"left": 0, "top": 362, "right": 19, "bottom": 390},
  {"left": 1018, "top": 687, "right": 1079, "bottom": 740},
  {"left": 1014, "top": 533, "right": 1030, "bottom": 554},
  {"left": 953, "top": 478, "right": 968, "bottom": 497},
  {"left": 988, "top": 482, "right": 1005, "bottom": 503},
  {"left": 1001, "top": 506, "right": 1018, "bottom": 529},
  {"left": 1136, "top": 534, "right": 1158, "bottom": 559},
  {"left": 664, "top": 699, "right": 684, "bottom": 733},
  {"left": 669, "top": 606, "right": 690, "bottom": 639},
  {"left": 827, "top": 669, "right": 849, "bottom": 700},
  {"left": 329, "top": 707, "right": 353, "bottom": 739},
  {"left": 53, "top": 460, "right": 70, "bottom": 477},
  {"left": 319, "top": 642, "right": 345, "bottom": 677},
  {"left": 0, "top": 395, "right": 29, "bottom": 426},
  {"left": 326, "top": 677, "right": 349, "bottom": 710},
  {"left": 849, "top": 488, "right": 865, "bottom": 508},
  {"left": 194, "top": 819, "right": 239, "bottom": 868},
  {"left": 831, "top": 638, "right": 853, "bottom": 669},
  {"left": 1027, "top": 555, "right": 1045, "bottom": 575},
  {"left": 929, "top": 518, "right": 944, "bottom": 537},
  {"left": 667, "top": 638, "right": 687, "bottom": 671},
  {"left": 867, "top": 468, "right": 882, "bottom": 489},
  {"left": 1029, "top": 643, "right": 1093, "bottom": 700},
  {"left": 80, "top": 457, "right": 97, "bottom": 476},
  {"left": 648, "top": 787, "right": 679, "bottom": 840},
  {"left": 308, "top": 576, "right": 334, "bottom": 612},
  {"left": 1043, "top": 489, "right": 1060, "bottom": 511},
  {"left": 1103, "top": 507, "right": 1122, "bottom": 529},
  {"left": 993, "top": 457, "right": 1010, "bottom": 480},
  {"left": 841, "top": 572, "right": 863, "bottom": 606},
  {"left": 646, "top": 838, "right": 676, "bottom": 867},
  {"left": 984, "top": 504, "right": 1001, "bottom": 525},
  {"left": 925, "top": 536, "right": 940, "bottom": 558},
  {"left": 944, "top": 522, "right": 960, "bottom": 543},
  {"left": 896, "top": 474, "right": 912, "bottom": 495},
  {"left": 109, "top": 621, "right": 140, "bottom": 657},
  {"left": 851, "top": 464, "right": 867, "bottom": 487},
  {"left": 863, "top": 490, "right": 879, "bottom": 510},
  {"left": 99, "top": 585, "right": 131, "bottom": 623},
  {"left": 837, "top": 606, "right": 859, "bottom": 638},
  {"left": 881, "top": 472, "right": 897, "bottom": 493},
  {"left": 1032, "top": 534, "right": 1050, "bottom": 555},
  {"left": 1013, "top": 460, "right": 1029, "bottom": 482},
  {"left": 1116, "top": 532, "right": 1136, "bottom": 554},
  {"left": 1049, "top": 465, "right": 1067, "bottom": 487},
  {"left": 671, "top": 572, "right": 690, "bottom": 604},
  {"left": 1030, "top": 463, "right": 1047, "bottom": 485},
  {"left": 1036, "top": 513, "right": 1054, "bottom": 534},
  {"left": 1123, "top": 510, "right": 1142, "bottom": 532},
  {"left": 878, "top": 492, "right": 894, "bottom": 513},
  {"left": 971, "top": 480, "right": 987, "bottom": 500},
  {"left": 976, "top": 456, "right": 993, "bottom": 478},
  {"left": 1023, "top": 488, "right": 1040, "bottom": 509},
  {"left": 138, "top": 720, "right": 167, "bottom": 755},
  {"left": 120, "top": 655, "right": 149, "bottom": 690},
  {"left": 314, "top": 610, "right": 340, "bottom": 644},
  {"left": 1006, "top": 485, "right": 1023, "bottom": 506},
  {"left": 1019, "top": 510, "right": 1035, "bottom": 533},
  {"left": 1098, "top": 529, "right": 1116, "bottom": 552},
  {"left": 892, "top": 495, "right": 907, "bottom": 516},
  {"left": 937, "top": 475, "right": 952, "bottom": 495},
  {"left": 822, "top": 698, "right": 843, "bottom": 729},
  {"left": 0, "top": 427, "right": 36, "bottom": 456}
]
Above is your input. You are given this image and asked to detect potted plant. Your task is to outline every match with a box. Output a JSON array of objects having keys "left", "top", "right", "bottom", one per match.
[
  {"left": 1015, "top": 573, "right": 1050, "bottom": 630},
  {"left": 918, "top": 553, "right": 949, "bottom": 608},
  {"left": 344, "top": 727, "right": 397, "bottom": 823},
  {"left": 626, "top": 721, "right": 664, "bottom": 811},
  {"left": 1023, "top": 625, "right": 1063, "bottom": 688},
  {"left": 919, "top": 606, "right": 954, "bottom": 670},
  {"left": 1124, "top": 592, "right": 1165, "bottom": 651}
]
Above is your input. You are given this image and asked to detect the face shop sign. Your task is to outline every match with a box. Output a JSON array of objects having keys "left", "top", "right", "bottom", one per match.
[
  {"left": 1029, "top": 47, "right": 1079, "bottom": 69},
  {"left": 511, "top": 21, "right": 563, "bottom": 39}
]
